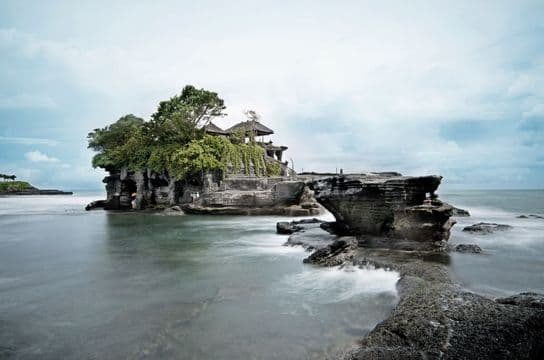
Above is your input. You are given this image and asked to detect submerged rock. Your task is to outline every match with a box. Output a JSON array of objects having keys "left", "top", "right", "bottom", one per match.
[
  {"left": 517, "top": 214, "right": 544, "bottom": 219},
  {"left": 454, "top": 243, "right": 483, "bottom": 253},
  {"left": 162, "top": 206, "right": 185, "bottom": 216},
  {"left": 462, "top": 222, "right": 512, "bottom": 234},
  {"left": 309, "top": 173, "right": 455, "bottom": 251}
]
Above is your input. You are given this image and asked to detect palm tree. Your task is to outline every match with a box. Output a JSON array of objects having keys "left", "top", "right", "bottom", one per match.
[{"left": 0, "top": 174, "right": 6, "bottom": 182}]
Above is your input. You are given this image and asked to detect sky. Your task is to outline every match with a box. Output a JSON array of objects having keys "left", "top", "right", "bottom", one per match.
[{"left": 0, "top": 0, "right": 543, "bottom": 190}]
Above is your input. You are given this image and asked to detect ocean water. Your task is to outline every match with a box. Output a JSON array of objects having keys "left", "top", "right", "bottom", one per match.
[
  {"left": 441, "top": 190, "right": 544, "bottom": 297},
  {"left": 1, "top": 190, "right": 542, "bottom": 359},
  {"left": 0, "top": 193, "right": 399, "bottom": 359}
]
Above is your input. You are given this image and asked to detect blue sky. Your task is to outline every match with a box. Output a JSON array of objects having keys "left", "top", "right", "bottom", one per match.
[{"left": 0, "top": 0, "right": 543, "bottom": 190}]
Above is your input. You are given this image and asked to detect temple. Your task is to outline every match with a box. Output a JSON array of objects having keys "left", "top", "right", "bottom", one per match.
[{"left": 204, "top": 120, "right": 288, "bottom": 162}]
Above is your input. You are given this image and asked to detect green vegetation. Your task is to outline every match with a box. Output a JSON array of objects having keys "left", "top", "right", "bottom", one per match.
[
  {"left": 88, "top": 85, "right": 280, "bottom": 180},
  {"left": 0, "top": 181, "right": 33, "bottom": 192}
]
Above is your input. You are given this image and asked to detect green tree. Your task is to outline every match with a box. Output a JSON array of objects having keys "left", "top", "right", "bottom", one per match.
[
  {"left": 148, "top": 85, "right": 226, "bottom": 144},
  {"left": 87, "top": 114, "right": 146, "bottom": 170}
]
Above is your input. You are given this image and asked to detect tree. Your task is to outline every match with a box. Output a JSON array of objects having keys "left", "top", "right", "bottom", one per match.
[
  {"left": 148, "top": 85, "right": 226, "bottom": 144},
  {"left": 87, "top": 114, "right": 146, "bottom": 171}
]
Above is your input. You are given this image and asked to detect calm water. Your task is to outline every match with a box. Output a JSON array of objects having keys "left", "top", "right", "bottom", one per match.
[
  {"left": 0, "top": 193, "right": 398, "bottom": 359},
  {"left": 441, "top": 190, "right": 544, "bottom": 297}
]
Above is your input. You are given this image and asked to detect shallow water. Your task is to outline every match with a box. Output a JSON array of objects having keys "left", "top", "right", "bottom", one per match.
[
  {"left": 0, "top": 194, "right": 398, "bottom": 359},
  {"left": 441, "top": 190, "right": 544, "bottom": 297}
]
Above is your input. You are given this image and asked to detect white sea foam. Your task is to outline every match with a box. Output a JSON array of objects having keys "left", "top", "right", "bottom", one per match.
[{"left": 281, "top": 265, "right": 400, "bottom": 303}]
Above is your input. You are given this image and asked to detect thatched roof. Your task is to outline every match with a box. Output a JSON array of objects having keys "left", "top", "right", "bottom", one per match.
[
  {"left": 204, "top": 122, "right": 228, "bottom": 135},
  {"left": 226, "top": 120, "right": 274, "bottom": 136}
]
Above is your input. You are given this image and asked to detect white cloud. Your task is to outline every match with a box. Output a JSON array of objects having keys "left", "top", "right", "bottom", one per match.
[
  {"left": 24, "top": 150, "right": 60, "bottom": 163},
  {"left": 0, "top": 136, "right": 58, "bottom": 146},
  {"left": 1, "top": 1, "right": 543, "bottom": 188}
]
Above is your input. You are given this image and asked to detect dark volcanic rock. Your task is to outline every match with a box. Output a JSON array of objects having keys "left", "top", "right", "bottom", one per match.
[
  {"left": 302, "top": 237, "right": 358, "bottom": 266},
  {"left": 454, "top": 243, "right": 483, "bottom": 253},
  {"left": 278, "top": 218, "right": 544, "bottom": 359},
  {"left": 518, "top": 214, "right": 544, "bottom": 219},
  {"left": 462, "top": 222, "right": 512, "bottom": 234},
  {"left": 348, "top": 283, "right": 544, "bottom": 360},
  {"left": 496, "top": 292, "right": 544, "bottom": 309},
  {"left": 341, "top": 248, "right": 544, "bottom": 360},
  {"left": 309, "top": 173, "right": 455, "bottom": 251},
  {"left": 85, "top": 200, "right": 107, "bottom": 211},
  {"left": 451, "top": 206, "right": 470, "bottom": 217},
  {"left": 276, "top": 222, "right": 302, "bottom": 234},
  {"left": 277, "top": 218, "right": 322, "bottom": 235}
]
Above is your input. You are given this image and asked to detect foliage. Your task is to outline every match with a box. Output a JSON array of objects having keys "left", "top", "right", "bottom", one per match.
[
  {"left": 265, "top": 161, "right": 282, "bottom": 177},
  {"left": 88, "top": 85, "right": 278, "bottom": 181},
  {"left": 0, "top": 181, "right": 32, "bottom": 192},
  {"left": 148, "top": 85, "right": 225, "bottom": 144},
  {"left": 88, "top": 114, "right": 146, "bottom": 171},
  {"left": 168, "top": 135, "right": 267, "bottom": 179}
]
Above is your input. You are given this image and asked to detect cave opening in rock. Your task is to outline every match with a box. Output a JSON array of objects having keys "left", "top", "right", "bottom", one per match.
[{"left": 120, "top": 179, "right": 137, "bottom": 209}]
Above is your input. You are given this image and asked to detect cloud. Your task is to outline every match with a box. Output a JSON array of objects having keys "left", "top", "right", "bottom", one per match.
[
  {"left": 24, "top": 150, "right": 60, "bottom": 163},
  {"left": 0, "top": 136, "right": 58, "bottom": 146},
  {"left": 0, "top": 93, "right": 58, "bottom": 109},
  {"left": 1, "top": 1, "right": 543, "bottom": 188}
]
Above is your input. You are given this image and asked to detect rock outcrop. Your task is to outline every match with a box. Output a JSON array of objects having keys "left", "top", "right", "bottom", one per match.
[
  {"left": 309, "top": 173, "right": 455, "bottom": 251},
  {"left": 496, "top": 292, "right": 544, "bottom": 309},
  {"left": 451, "top": 206, "right": 470, "bottom": 217},
  {"left": 87, "top": 167, "right": 321, "bottom": 216},
  {"left": 453, "top": 243, "right": 483, "bottom": 253},
  {"left": 282, "top": 221, "right": 544, "bottom": 359},
  {"left": 462, "top": 222, "right": 512, "bottom": 234},
  {"left": 517, "top": 214, "right": 544, "bottom": 220}
]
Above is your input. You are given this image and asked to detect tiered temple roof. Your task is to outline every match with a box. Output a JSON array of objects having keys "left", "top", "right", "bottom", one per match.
[
  {"left": 204, "top": 120, "right": 287, "bottom": 161},
  {"left": 225, "top": 120, "right": 274, "bottom": 136},
  {"left": 203, "top": 122, "right": 229, "bottom": 135}
]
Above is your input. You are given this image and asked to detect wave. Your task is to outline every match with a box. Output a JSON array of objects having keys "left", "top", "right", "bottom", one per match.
[{"left": 280, "top": 265, "right": 400, "bottom": 303}]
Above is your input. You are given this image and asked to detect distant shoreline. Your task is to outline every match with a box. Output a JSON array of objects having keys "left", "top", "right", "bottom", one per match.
[{"left": 0, "top": 181, "right": 72, "bottom": 196}]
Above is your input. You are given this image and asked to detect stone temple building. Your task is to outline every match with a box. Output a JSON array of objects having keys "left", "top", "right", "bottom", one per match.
[{"left": 205, "top": 120, "right": 289, "bottom": 162}]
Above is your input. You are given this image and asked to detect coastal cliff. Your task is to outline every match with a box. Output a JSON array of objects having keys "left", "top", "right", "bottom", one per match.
[
  {"left": 309, "top": 173, "right": 455, "bottom": 250},
  {"left": 87, "top": 166, "right": 320, "bottom": 216}
]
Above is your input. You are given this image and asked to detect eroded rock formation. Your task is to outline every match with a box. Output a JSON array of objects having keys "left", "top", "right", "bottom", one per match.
[
  {"left": 87, "top": 167, "right": 321, "bottom": 216},
  {"left": 309, "top": 173, "right": 455, "bottom": 250}
]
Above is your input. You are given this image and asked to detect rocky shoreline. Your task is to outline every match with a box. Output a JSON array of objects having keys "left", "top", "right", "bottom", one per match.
[
  {"left": 280, "top": 220, "right": 544, "bottom": 359},
  {"left": 0, "top": 187, "right": 72, "bottom": 196},
  {"left": 277, "top": 173, "right": 543, "bottom": 359}
]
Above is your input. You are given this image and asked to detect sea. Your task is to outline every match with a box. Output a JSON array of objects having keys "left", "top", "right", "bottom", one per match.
[{"left": 0, "top": 190, "right": 543, "bottom": 359}]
